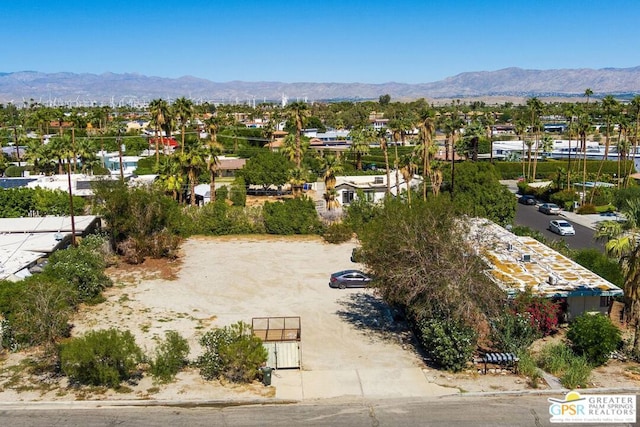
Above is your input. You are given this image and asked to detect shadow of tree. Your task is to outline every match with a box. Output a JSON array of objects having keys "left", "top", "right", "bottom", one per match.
[{"left": 335, "top": 291, "right": 413, "bottom": 345}]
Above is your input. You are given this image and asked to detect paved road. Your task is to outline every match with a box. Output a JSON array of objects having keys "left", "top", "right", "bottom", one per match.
[
  {"left": 0, "top": 395, "right": 628, "bottom": 427},
  {"left": 514, "top": 203, "right": 605, "bottom": 252}
]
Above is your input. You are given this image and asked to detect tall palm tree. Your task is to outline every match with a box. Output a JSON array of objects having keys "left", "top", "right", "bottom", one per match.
[
  {"left": 321, "top": 154, "right": 343, "bottom": 210},
  {"left": 285, "top": 101, "right": 309, "bottom": 168},
  {"left": 595, "top": 199, "right": 640, "bottom": 358},
  {"left": 149, "top": 98, "right": 170, "bottom": 166},
  {"left": 155, "top": 155, "right": 184, "bottom": 202},
  {"left": 416, "top": 109, "right": 436, "bottom": 200},
  {"left": 514, "top": 118, "right": 528, "bottom": 179},
  {"left": 179, "top": 141, "right": 207, "bottom": 206},
  {"left": 627, "top": 96, "right": 640, "bottom": 188},
  {"left": 576, "top": 114, "right": 592, "bottom": 204},
  {"left": 377, "top": 128, "right": 391, "bottom": 195},
  {"left": 206, "top": 135, "right": 224, "bottom": 203},
  {"left": 526, "top": 97, "right": 544, "bottom": 181},
  {"left": 348, "top": 127, "right": 373, "bottom": 171},
  {"left": 399, "top": 153, "right": 417, "bottom": 206},
  {"left": 173, "top": 97, "right": 194, "bottom": 155}
]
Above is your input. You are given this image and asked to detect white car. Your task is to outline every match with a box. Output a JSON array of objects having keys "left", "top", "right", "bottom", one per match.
[{"left": 549, "top": 220, "right": 575, "bottom": 236}]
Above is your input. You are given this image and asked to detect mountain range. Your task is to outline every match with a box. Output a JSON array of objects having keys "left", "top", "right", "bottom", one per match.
[{"left": 1, "top": 67, "right": 639, "bottom": 106}]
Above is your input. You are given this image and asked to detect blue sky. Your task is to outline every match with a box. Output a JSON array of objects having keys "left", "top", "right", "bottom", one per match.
[{"left": 2, "top": 0, "right": 639, "bottom": 84}]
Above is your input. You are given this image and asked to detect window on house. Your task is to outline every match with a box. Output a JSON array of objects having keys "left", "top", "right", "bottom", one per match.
[
  {"left": 600, "top": 296, "right": 613, "bottom": 307},
  {"left": 342, "top": 191, "right": 355, "bottom": 204},
  {"left": 364, "top": 190, "right": 375, "bottom": 202}
]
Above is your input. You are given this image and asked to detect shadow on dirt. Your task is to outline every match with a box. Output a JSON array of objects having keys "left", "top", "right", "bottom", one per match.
[{"left": 335, "top": 292, "right": 415, "bottom": 347}]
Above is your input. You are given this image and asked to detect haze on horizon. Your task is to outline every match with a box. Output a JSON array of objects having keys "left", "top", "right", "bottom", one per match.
[{"left": 2, "top": 0, "right": 639, "bottom": 84}]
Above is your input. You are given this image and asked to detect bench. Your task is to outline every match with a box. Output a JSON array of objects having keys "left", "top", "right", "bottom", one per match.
[{"left": 480, "top": 352, "right": 519, "bottom": 374}]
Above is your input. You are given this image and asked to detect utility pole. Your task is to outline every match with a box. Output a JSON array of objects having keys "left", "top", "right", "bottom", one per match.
[{"left": 66, "top": 160, "right": 77, "bottom": 246}]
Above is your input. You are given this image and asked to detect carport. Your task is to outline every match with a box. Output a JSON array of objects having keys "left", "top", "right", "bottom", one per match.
[{"left": 252, "top": 316, "right": 301, "bottom": 369}]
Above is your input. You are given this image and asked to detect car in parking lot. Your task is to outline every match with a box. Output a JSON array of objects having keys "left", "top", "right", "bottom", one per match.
[
  {"left": 549, "top": 219, "right": 575, "bottom": 236},
  {"left": 518, "top": 195, "right": 537, "bottom": 205},
  {"left": 329, "top": 269, "right": 372, "bottom": 289},
  {"left": 539, "top": 203, "right": 560, "bottom": 215}
]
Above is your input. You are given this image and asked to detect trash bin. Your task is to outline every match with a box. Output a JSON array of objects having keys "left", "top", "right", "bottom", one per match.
[{"left": 261, "top": 367, "right": 273, "bottom": 386}]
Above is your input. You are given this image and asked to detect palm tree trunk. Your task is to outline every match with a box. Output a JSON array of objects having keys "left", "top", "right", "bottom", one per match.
[{"left": 384, "top": 146, "right": 390, "bottom": 195}]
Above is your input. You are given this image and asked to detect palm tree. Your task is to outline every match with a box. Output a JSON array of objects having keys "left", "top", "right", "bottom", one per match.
[
  {"left": 348, "top": 127, "right": 373, "bottom": 171},
  {"left": 288, "top": 167, "right": 307, "bottom": 198},
  {"left": 576, "top": 114, "right": 592, "bottom": 204},
  {"left": 321, "top": 154, "right": 343, "bottom": 210},
  {"left": 399, "top": 153, "right": 417, "bottom": 206},
  {"left": 149, "top": 98, "right": 170, "bottom": 166},
  {"left": 285, "top": 101, "right": 309, "bottom": 168},
  {"left": 584, "top": 88, "right": 594, "bottom": 106},
  {"left": 627, "top": 96, "right": 640, "bottom": 188},
  {"left": 526, "top": 97, "right": 544, "bottom": 180},
  {"left": 206, "top": 137, "right": 224, "bottom": 203},
  {"left": 513, "top": 118, "right": 528, "bottom": 179},
  {"left": 179, "top": 141, "right": 207, "bottom": 206},
  {"left": 377, "top": 128, "right": 391, "bottom": 195},
  {"left": 416, "top": 109, "right": 436, "bottom": 200},
  {"left": 595, "top": 199, "right": 640, "bottom": 358},
  {"left": 173, "top": 97, "right": 194, "bottom": 155},
  {"left": 155, "top": 155, "right": 184, "bottom": 201}
]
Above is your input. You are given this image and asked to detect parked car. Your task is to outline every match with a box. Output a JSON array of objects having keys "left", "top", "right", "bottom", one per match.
[
  {"left": 549, "top": 219, "right": 575, "bottom": 236},
  {"left": 518, "top": 195, "right": 537, "bottom": 205},
  {"left": 539, "top": 203, "right": 560, "bottom": 215},
  {"left": 329, "top": 269, "right": 372, "bottom": 289}
]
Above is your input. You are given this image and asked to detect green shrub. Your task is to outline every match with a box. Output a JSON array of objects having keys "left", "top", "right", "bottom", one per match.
[
  {"left": 263, "top": 197, "right": 322, "bottom": 235},
  {"left": 577, "top": 203, "right": 597, "bottom": 214},
  {"left": 149, "top": 330, "right": 190, "bottom": 383},
  {"left": 537, "top": 342, "right": 574, "bottom": 374},
  {"left": 197, "top": 321, "right": 267, "bottom": 383},
  {"left": 417, "top": 317, "right": 477, "bottom": 372},
  {"left": 561, "top": 356, "right": 591, "bottom": 389},
  {"left": 4, "top": 165, "right": 24, "bottom": 177},
  {"left": 59, "top": 329, "right": 143, "bottom": 388},
  {"left": 550, "top": 189, "right": 579, "bottom": 210},
  {"left": 216, "top": 185, "right": 229, "bottom": 201},
  {"left": 322, "top": 222, "right": 353, "bottom": 243},
  {"left": 11, "top": 278, "right": 74, "bottom": 350},
  {"left": 43, "top": 235, "right": 112, "bottom": 303},
  {"left": 517, "top": 351, "right": 542, "bottom": 388},
  {"left": 490, "top": 310, "right": 539, "bottom": 354},
  {"left": 230, "top": 177, "right": 247, "bottom": 207},
  {"left": 567, "top": 313, "right": 621, "bottom": 366},
  {"left": 513, "top": 290, "right": 560, "bottom": 336}
]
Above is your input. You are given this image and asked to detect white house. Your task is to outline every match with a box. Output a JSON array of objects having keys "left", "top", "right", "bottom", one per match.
[{"left": 334, "top": 171, "right": 422, "bottom": 207}]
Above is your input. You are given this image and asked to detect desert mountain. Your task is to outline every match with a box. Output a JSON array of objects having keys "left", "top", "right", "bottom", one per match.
[{"left": 0, "top": 67, "right": 639, "bottom": 105}]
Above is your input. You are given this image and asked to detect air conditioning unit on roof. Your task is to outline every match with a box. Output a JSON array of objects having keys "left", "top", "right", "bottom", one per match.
[{"left": 521, "top": 254, "right": 531, "bottom": 263}]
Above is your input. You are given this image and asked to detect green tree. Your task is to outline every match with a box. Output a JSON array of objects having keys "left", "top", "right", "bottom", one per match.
[{"left": 239, "top": 151, "right": 292, "bottom": 189}]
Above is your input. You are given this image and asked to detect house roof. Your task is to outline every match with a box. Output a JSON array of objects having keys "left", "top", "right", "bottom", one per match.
[
  {"left": 467, "top": 218, "right": 623, "bottom": 298},
  {"left": 218, "top": 157, "right": 246, "bottom": 170},
  {"left": 0, "top": 215, "right": 101, "bottom": 281}
]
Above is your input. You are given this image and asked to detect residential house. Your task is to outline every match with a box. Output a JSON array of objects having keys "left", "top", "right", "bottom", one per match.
[
  {"left": 334, "top": 172, "right": 422, "bottom": 207},
  {"left": 468, "top": 217, "right": 623, "bottom": 321}
]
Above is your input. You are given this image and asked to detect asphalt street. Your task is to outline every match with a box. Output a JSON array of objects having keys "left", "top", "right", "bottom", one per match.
[{"left": 514, "top": 203, "right": 606, "bottom": 252}]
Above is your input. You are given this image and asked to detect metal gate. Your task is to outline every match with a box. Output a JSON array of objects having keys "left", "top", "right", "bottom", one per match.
[{"left": 253, "top": 317, "right": 301, "bottom": 369}]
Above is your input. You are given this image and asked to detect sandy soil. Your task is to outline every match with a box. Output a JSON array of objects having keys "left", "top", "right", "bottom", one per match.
[{"left": 1, "top": 235, "right": 639, "bottom": 402}]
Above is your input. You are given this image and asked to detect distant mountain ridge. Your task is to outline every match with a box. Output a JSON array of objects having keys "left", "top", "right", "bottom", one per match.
[{"left": 1, "top": 67, "right": 639, "bottom": 105}]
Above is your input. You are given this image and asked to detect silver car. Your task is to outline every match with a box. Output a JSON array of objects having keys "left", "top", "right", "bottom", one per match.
[
  {"left": 549, "top": 219, "right": 575, "bottom": 236},
  {"left": 539, "top": 203, "right": 560, "bottom": 215}
]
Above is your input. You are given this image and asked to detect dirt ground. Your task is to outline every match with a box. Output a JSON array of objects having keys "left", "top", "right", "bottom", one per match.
[{"left": 1, "top": 235, "right": 639, "bottom": 402}]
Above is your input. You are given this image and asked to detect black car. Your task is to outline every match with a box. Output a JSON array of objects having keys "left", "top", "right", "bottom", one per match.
[
  {"left": 518, "top": 195, "right": 537, "bottom": 205},
  {"left": 329, "top": 269, "right": 372, "bottom": 289}
]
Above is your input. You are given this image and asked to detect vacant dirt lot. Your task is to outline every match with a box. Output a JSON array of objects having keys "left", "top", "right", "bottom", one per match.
[{"left": 1, "top": 235, "right": 639, "bottom": 402}]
